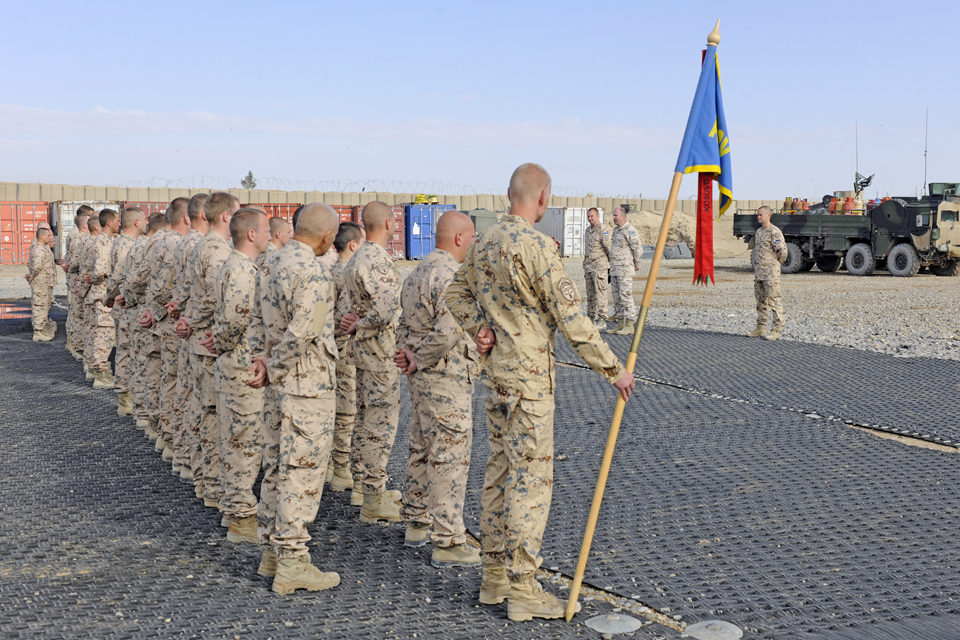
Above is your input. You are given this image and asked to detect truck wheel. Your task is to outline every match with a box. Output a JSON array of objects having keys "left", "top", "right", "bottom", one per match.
[
  {"left": 845, "top": 243, "right": 876, "bottom": 276},
  {"left": 815, "top": 256, "right": 843, "bottom": 272},
  {"left": 887, "top": 243, "right": 921, "bottom": 277},
  {"left": 781, "top": 242, "right": 804, "bottom": 274},
  {"left": 799, "top": 260, "right": 815, "bottom": 272},
  {"left": 931, "top": 260, "right": 960, "bottom": 276}
]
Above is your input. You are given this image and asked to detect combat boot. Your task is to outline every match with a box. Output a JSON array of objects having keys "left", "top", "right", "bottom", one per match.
[
  {"left": 221, "top": 514, "right": 232, "bottom": 528},
  {"left": 93, "top": 370, "right": 115, "bottom": 389},
  {"left": 33, "top": 331, "right": 53, "bottom": 342},
  {"left": 179, "top": 466, "right": 194, "bottom": 484},
  {"left": 614, "top": 320, "right": 634, "bottom": 335},
  {"left": 605, "top": 319, "right": 625, "bottom": 334},
  {"left": 747, "top": 325, "right": 767, "bottom": 338},
  {"left": 171, "top": 464, "right": 181, "bottom": 476},
  {"left": 272, "top": 553, "right": 340, "bottom": 595},
  {"left": 351, "top": 480, "right": 400, "bottom": 506},
  {"left": 359, "top": 493, "right": 402, "bottom": 523},
  {"left": 117, "top": 392, "right": 133, "bottom": 417},
  {"left": 155, "top": 437, "right": 168, "bottom": 453},
  {"left": 606, "top": 313, "right": 618, "bottom": 322},
  {"left": 764, "top": 330, "right": 781, "bottom": 341},
  {"left": 84, "top": 363, "right": 94, "bottom": 380},
  {"left": 258, "top": 547, "right": 277, "bottom": 577},
  {"left": 404, "top": 522, "right": 431, "bottom": 548},
  {"left": 136, "top": 417, "right": 149, "bottom": 429},
  {"left": 203, "top": 496, "right": 219, "bottom": 509},
  {"left": 479, "top": 564, "right": 511, "bottom": 605},
  {"left": 329, "top": 466, "right": 353, "bottom": 492},
  {"left": 144, "top": 422, "right": 158, "bottom": 440},
  {"left": 161, "top": 446, "right": 173, "bottom": 461},
  {"left": 507, "top": 574, "right": 579, "bottom": 621},
  {"left": 325, "top": 461, "right": 334, "bottom": 484},
  {"left": 227, "top": 515, "right": 259, "bottom": 544},
  {"left": 593, "top": 316, "right": 607, "bottom": 330},
  {"left": 64, "top": 338, "right": 73, "bottom": 352},
  {"left": 431, "top": 543, "right": 481, "bottom": 568}
]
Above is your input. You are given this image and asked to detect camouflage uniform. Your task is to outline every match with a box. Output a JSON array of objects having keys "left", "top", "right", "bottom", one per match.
[
  {"left": 63, "top": 227, "right": 83, "bottom": 347},
  {"left": 446, "top": 214, "right": 625, "bottom": 580},
  {"left": 127, "top": 229, "right": 169, "bottom": 424},
  {"left": 609, "top": 222, "right": 642, "bottom": 321},
  {"left": 171, "top": 229, "right": 205, "bottom": 472},
  {"left": 28, "top": 239, "right": 57, "bottom": 336},
  {"left": 75, "top": 234, "right": 97, "bottom": 363},
  {"left": 338, "top": 242, "right": 401, "bottom": 496},
  {"left": 85, "top": 233, "right": 116, "bottom": 373},
  {"left": 397, "top": 249, "right": 476, "bottom": 547},
  {"left": 255, "top": 242, "right": 277, "bottom": 269},
  {"left": 249, "top": 239, "right": 337, "bottom": 558},
  {"left": 582, "top": 222, "right": 611, "bottom": 318},
  {"left": 318, "top": 246, "right": 338, "bottom": 271},
  {"left": 184, "top": 231, "right": 233, "bottom": 502},
  {"left": 330, "top": 258, "right": 356, "bottom": 471},
  {"left": 212, "top": 250, "right": 263, "bottom": 519},
  {"left": 752, "top": 224, "right": 788, "bottom": 331},
  {"left": 120, "top": 234, "right": 151, "bottom": 420},
  {"left": 69, "top": 233, "right": 90, "bottom": 353},
  {"left": 143, "top": 230, "right": 185, "bottom": 445},
  {"left": 104, "top": 233, "right": 136, "bottom": 395}
]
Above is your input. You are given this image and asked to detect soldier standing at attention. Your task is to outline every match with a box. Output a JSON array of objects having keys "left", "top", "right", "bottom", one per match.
[
  {"left": 339, "top": 201, "right": 404, "bottom": 523},
  {"left": 257, "top": 216, "right": 292, "bottom": 269},
  {"left": 104, "top": 207, "right": 144, "bottom": 417},
  {"left": 607, "top": 207, "right": 643, "bottom": 335},
  {"left": 246, "top": 203, "right": 341, "bottom": 594},
  {"left": 582, "top": 207, "right": 611, "bottom": 329},
  {"left": 748, "top": 205, "right": 788, "bottom": 341},
  {"left": 63, "top": 208, "right": 92, "bottom": 356},
  {"left": 83, "top": 212, "right": 118, "bottom": 388},
  {"left": 77, "top": 214, "right": 102, "bottom": 380},
  {"left": 327, "top": 221, "right": 364, "bottom": 492},
  {"left": 394, "top": 211, "right": 480, "bottom": 567},
  {"left": 446, "top": 163, "right": 635, "bottom": 622},
  {"left": 200, "top": 208, "right": 270, "bottom": 543},
  {"left": 28, "top": 227, "right": 58, "bottom": 341}
]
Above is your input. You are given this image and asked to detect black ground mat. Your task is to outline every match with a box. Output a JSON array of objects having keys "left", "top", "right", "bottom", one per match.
[
  {"left": 526, "top": 366, "right": 960, "bottom": 639},
  {"left": 555, "top": 327, "right": 960, "bottom": 447}
]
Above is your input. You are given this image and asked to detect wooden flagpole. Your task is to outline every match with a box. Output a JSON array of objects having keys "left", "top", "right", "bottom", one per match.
[{"left": 564, "top": 21, "right": 721, "bottom": 623}]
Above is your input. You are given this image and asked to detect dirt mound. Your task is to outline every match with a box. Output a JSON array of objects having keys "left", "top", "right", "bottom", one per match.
[{"left": 626, "top": 210, "right": 746, "bottom": 259}]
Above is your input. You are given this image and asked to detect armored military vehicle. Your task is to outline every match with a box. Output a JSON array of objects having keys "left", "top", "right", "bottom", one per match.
[{"left": 733, "top": 182, "right": 960, "bottom": 277}]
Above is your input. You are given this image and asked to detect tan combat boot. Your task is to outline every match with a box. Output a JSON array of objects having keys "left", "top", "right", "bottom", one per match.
[
  {"left": 136, "top": 417, "right": 150, "bottom": 429},
  {"left": 93, "top": 370, "right": 115, "bottom": 389},
  {"left": 606, "top": 313, "right": 618, "bottom": 322},
  {"left": 203, "top": 496, "right": 219, "bottom": 509},
  {"left": 258, "top": 547, "right": 277, "bottom": 577},
  {"left": 84, "top": 364, "right": 95, "bottom": 380},
  {"left": 605, "top": 319, "right": 625, "bottom": 334},
  {"left": 329, "top": 466, "right": 353, "bottom": 492},
  {"left": 227, "top": 515, "right": 259, "bottom": 544},
  {"left": 764, "top": 330, "right": 781, "bottom": 341},
  {"left": 351, "top": 480, "right": 400, "bottom": 506},
  {"left": 479, "top": 564, "right": 511, "bottom": 605},
  {"left": 272, "top": 553, "right": 340, "bottom": 594},
  {"left": 404, "top": 522, "right": 431, "bottom": 548},
  {"left": 507, "top": 574, "right": 579, "bottom": 621},
  {"left": 325, "top": 461, "right": 334, "bottom": 484},
  {"left": 592, "top": 316, "right": 607, "bottom": 330},
  {"left": 117, "top": 392, "right": 133, "bottom": 417},
  {"left": 179, "top": 466, "right": 194, "bottom": 484},
  {"left": 431, "top": 543, "right": 481, "bottom": 568},
  {"left": 33, "top": 331, "right": 53, "bottom": 342},
  {"left": 64, "top": 338, "right": 73, "bottom": 352},
  {"left": 155, "top": 437, "right": 168, "bottom": 453},
  {"left": 359, "top": 493, "right": 402, "bottom": 523},
  {"left": 161, "top": 446, "right": 173, "bottom": 461},
  {"left": 144, "top": 421, "right": 158, "bottom": 440},
  {"left": 747, "top": 325, "right": 767, "bottom": 338},
  {"left": 614, "top": 319, "right": 634, "bottom": 335}
]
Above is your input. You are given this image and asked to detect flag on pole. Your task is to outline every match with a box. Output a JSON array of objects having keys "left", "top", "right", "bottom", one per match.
[{"left": 675, "top": 44, "right": 731, "bottom": 284}]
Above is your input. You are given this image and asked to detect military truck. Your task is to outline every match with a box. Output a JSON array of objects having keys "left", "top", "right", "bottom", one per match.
[{"left": 733, "top": 183, "right": 960, "bottom": 277}]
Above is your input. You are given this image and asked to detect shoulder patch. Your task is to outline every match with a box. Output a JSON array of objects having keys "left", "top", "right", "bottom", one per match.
[
  {"left": 774, "top": 237, "right": 782, "bottom": 243},
  {"left": 375, "top": 262, "right": 391, "bottom": 276},
  {"left": 630, "top": 230, "right": 637, "bottom": 235},
  {"left": 557, "top": 277, "right": 577, "bottom": 303}
]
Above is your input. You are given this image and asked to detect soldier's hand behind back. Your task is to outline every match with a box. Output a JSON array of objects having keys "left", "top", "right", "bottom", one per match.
[
  {"left": 614, "top": 370, "right": 636, "bottom": 402},
  {"left": 476, "top": 327, "right": 496, "bottom": 355}
]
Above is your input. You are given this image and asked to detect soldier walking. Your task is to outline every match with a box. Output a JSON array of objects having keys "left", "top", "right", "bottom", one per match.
[
  {"left": 582, "top": 207, "right": 611, "bottom": 329},
  {"left": 394, "top": 211, "right": 479, "bottom": 568},
  {"left": 607, "top": 207, "right": 642, "bottom": 335},
  {"left": 28, "top": 227, "right": 58, "bottom": 341},
  {"left": 748, "top": 206, "right": 788, "bottom": 341},
  {"left": 447, "top": 163, "right": 635, "bottom": 622},
  {"left": 246, "top": 203, "right": 341, "bottom": 594}
]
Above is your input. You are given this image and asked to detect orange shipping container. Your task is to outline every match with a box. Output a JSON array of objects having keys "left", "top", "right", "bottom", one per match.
[{"left": 0, "top": 202, "right": 50, "bottom": 264}]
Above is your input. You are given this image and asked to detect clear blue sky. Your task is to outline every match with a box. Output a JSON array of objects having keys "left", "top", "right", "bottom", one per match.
[{"left": 1, "top": 0, "right": 956, "bottom": 200}]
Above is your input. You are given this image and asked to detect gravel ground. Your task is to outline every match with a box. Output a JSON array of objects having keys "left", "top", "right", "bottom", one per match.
[{"left": 7, "top": 250, "right": 959, "bottom": 362}]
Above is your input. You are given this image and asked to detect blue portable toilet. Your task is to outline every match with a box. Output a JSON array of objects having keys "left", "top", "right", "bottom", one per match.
[{"left": 405, "top": 204, "right": 454, "bottom": 259}]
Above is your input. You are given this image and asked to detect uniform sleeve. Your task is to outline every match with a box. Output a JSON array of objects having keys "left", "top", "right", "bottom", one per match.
[
  {"left": 91, "top": 241, "right": 111, "bottom": 286},
  {"left": 774, "top": 230, "right": 788, "bottom": 263},
  {"left": 396, "top": 278, "right": 413, "bottom": 352},
  {"left": 629, "top": 228, "right": 642, "bottom": 269},
  {"left": 247, "top": 270, "right": 266, "bottom": 360},
  {"left": 353, "top": 262, "right": 400, "bottom": 341},
  {"left": 601, "top": 225, "right": 612, "bottom": 257},
  {"left": 78, "top": 248, "right": 93, "bottom": 297},
  {"left": 414, "top": 272, "right": 466, "bottom": 371},
  {"left": 213, "top": 265, "right": 255, "bottom": 354},
  {"left": 192, "top": 247, "right": 230, "bottom": 330},
  {"left": 28, "top": 246, "right": 41, "bottom": 279},
  {"left": 445, "top": 247, "right": 485, "bottom": 341},
  {"left": 268, "top": 270, "right": 326, "bottom": 384},
  {"left": 146, "top": 244, "right": 176, "bottom": 321},
  {"left": 531, "top": 248, "right": 625, "bottom": 385},
  {"left": 172, "top": 247, "right": 190, "bottom": 307}
]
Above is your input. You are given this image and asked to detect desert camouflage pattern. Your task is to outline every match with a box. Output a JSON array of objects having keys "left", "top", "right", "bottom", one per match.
[
  {"left": 184, "top": 232, "right": 233, "bottom": 356},
  {"left": 85, "top": 233, "right": 116, "bottom": 372},
  {"left": 254, "top": 242, "right": 277, "bottom": 269},
  {"left": 64, "top": 230, "right": 88, "bottom": 349},
  {"left": 120, "top": 233, "right": 154, "bottom": 420},
  {"left": 583, "top": 222, "right": 611, "bottom": 272},
  {"left": 28, "top": 239, "right": 57, "bottom": 335},
  {"left": 610, "top": 275, "right": 636, "bottom": 321},
  {"left": 755, "top": 280, "right": 784, "bottom": 331},
  {"left": 171, "top": 229, "right": 205, "bottom": 466},
  {"left": 146, "top": 231, "right": 186, "bottom": 443},
  {"left": 105, "top": 233, "right": 135, "bottom": 393},
  {"left": 609, "top": 221, "right": 643, "bottom": 277},
  {"left": 330, "top": 258, "right": 355, "bottom": 470},
  {"left": 752, "top": 224, "right": 788, "bottom": 283}
]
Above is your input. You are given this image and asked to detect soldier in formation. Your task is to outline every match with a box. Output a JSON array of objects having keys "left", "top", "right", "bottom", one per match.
[
  {"left": 607, "top": 206, "right": 643, "bottom": 335},
  {"left": 63, "top": 207, "right": 92, "bottom": 358},
  {"left": 28, "top": 226, "right": 58, "bottom": 341},
  {"left": 748, "top": 205, "right": 788, "bottom": 341}
]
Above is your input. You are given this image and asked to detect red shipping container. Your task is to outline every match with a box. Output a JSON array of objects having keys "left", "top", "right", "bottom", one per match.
[
  {"left": 248, "top": 203, "right": 303, "bottom": 221},
  {"left": 122, "top": 201, "right": 169, "bottom": 215},
  {"left": 0, "top": 202, "right": 50, "bottom": 264},
  {"left": 350, "top": 205, "right": 405, "bottom": 260}
]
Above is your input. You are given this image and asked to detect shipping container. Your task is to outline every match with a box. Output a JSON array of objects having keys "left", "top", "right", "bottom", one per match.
[
  {"left": 0, "top": 202, "right": 51, "bottom": 264},
  {"left": 404, "top": 204, "right": 454, "bottom": 260},
  {"left": 348, "top": 205, "right": 405, "bottom": 260},
  {"left": 533, "top": 207, "right": 604, "bottom": 258},
  {"left": 121, "top": 201, "right": 169, "bottom": 216},
  {"left": 466, "top": 209, "right": 500, "bottom": 237},
  {"left": 248, "top": 203, "right": 303, "bottom": 221},
  {"left": 50, "top": 201, "right": 123, "bottom": 258}
]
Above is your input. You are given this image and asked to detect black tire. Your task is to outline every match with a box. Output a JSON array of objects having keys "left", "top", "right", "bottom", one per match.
[
  {"left": 931, "top": 260, "right": 960, "bottom": 277},
  {"left": 816, "top": 255, "right": 843, "bottom": 272},
  {"left": 887, "top": 243, "right": 921, "bottom": 277},
  {"left": 798, "top": 260, "right": 815, "bottom": 272},
  {"left": 781, "top": 242, "right": 805, "bottom": 274},
  {"left": 845, "top": 243, "right": 876, "bottom": 276}
]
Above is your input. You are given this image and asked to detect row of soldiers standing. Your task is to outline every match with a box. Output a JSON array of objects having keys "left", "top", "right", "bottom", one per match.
[{"left": 51, "top": 162, "right": 637, "bottom": 622}]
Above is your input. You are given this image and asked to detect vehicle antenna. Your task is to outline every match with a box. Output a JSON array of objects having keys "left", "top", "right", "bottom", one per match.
[
  {"left": 855, "top": 120, "right": 858, "bottom": 175},
  {"left": 923, "top": 107, "right": 928, "bottom": 195}
]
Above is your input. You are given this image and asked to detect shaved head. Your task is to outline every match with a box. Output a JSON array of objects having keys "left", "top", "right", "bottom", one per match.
[
  {"left": 295, "top": 203, "right": 339, "bottom": 239},
  {"left": 361, "top": 201, "right": 394, "bottom": 234},
  {"left": 436, "top": 210, "right": 474, "bottom": 245},
  {"left": 268, "top": 216, "right": 290, "bottom": 236},
  {"left": 87, "top": 214, "right": 101, "bottom": 231},
  {"left": 188, "top": 193, "right": 208, "bottom": 223},
  {"left": 508, "top": 162, "right": 551, "bottom": 205},
  {"left": 122, "top": 206, "right": 144, "bottom": 228}
]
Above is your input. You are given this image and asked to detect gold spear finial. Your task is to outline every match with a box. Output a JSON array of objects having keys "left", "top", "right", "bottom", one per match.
[{"left": 707, "top": 19, "right": 721, "bottom": 47}]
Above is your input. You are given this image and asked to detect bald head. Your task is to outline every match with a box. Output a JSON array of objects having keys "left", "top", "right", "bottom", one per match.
[
  {"left": 435, "top": 211, "right": 475, "bottom": 263},
  {"left": 508, "top": 163, "right": 552, "bottom": 206},
  {"left": 361, "top": 201, "right": 394, "bottom": 232},
  {"left": 294, "top": 203, "right": 339, "bottom": 256}
]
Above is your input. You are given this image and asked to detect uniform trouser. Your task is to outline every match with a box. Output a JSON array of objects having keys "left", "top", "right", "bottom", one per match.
[
  {"left": 350, "top": 367, "right": 400, "bottom": 495},
  {"left": 216, "top": 389, "right": 263, "bottom": 518},
  {"left": 156, "top": 323, "right": 179, "bottom": 443},
  {"left": 141, "top": 331, "right": 162, "bottom": 424},
  {"left": 66, "top": 288, "right": 77, "bottom": 344},
  {"left": 113, "top": 310, "right": 132, "bottom": 395},
  {"left": 332, "top": 354, "right": 357, "bottom": 469},
  {"left": 130, "top": 317, "right": 148, "bottom": 421},
  {"left": 401, "top": 368, "right": 473, "bottom": 547},
  {"left": 173, "top": 342, "right": 196, "bottom": 470},
  {"left": 479, "top": 389, "right": 555, "bottom": 579},
  {"left": 191, "top": 351, "right": 221, "bottom": 500},
  {"left": 262, "top": 391, "right": 334, "bottom": 559},
  {"left": 258, "top": 387, "right": 281, "bottom": 548},
  {"left": 610, "top": 274, "right": 637, "bottom": 321},
  {"left": 31, "top": 287, "right": 55, "bottom": 335},
  {"left": 85, "top": 301, "right": 115, "bottom": 373},
  {"left": 755, "top": 279, "right": 784, "bottom": 331},
  {"left": 74, "top": 284, "right": 87, "bottom": 354},
  {"left": 583, "top": 269, "right": 608, "bottom": 318}
]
